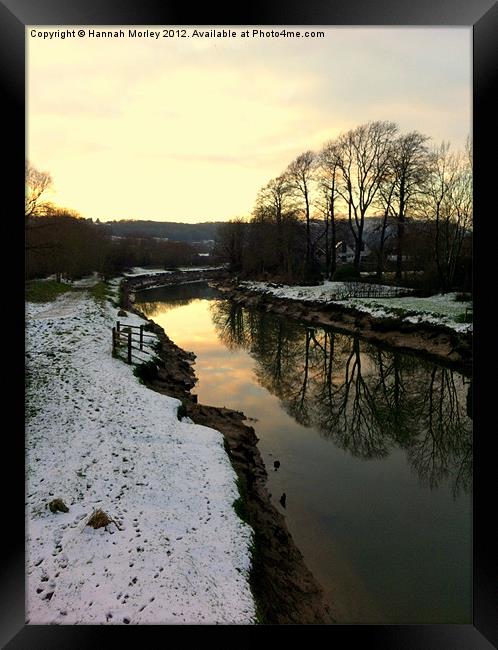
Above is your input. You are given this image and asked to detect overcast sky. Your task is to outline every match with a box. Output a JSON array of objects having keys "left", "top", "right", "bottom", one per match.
[{"left": 27, "top": 26, "right": 471, "bottom": 223}]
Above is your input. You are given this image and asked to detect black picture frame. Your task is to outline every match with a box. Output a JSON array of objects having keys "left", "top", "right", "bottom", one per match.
[{"left": 5, "top": 0, "right": 497, "bottom": 646}]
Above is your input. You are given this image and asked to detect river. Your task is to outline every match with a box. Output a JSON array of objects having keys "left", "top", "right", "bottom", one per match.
[{"left": 136, "top": 281, "right": 472, "bottom": 624}]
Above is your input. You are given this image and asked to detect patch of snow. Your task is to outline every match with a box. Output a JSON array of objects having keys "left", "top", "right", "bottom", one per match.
[
  {"left": 241, "top": 280, "right": 408, "bottom": 302},
  {"left": 123, "top": 268, "right": 173, "bottom": 277},
  {"left": 26, "top": 288, "right": 255, "bottom": 625},
  {"left": 71, "top": 273, "right": 101, "bottom": 288},
  {"left": 239, "top": 282, "right": 472, "bottom": 334},
  {"left": 124, "top": 266, "right": 224, "bottom": 278},
  {"left": 139, "top": 278, "right": 208, "bottom": 293},
  {"left": 341, "top": 294, "right": 472, "bottom": 333},
  {"left": 176, "top": 266, "right": 224, "bottom": 272}
]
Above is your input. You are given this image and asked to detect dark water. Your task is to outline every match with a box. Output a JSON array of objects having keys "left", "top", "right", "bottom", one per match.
[{"left": 136, "top": 282, "right": 472, "bottom": 624}]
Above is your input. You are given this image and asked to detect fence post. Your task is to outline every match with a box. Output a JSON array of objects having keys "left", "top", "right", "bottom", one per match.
[
  {"left": 112, "top": 326, "right": 116, "bottom": 351},
  {"left": 117, "top": 321, "right": 121, "bottom": 333},
  {"left": 127, "top": 331, "right": 132, "bottom": 364},
  {"left": 140, "top": 324, "right": 143, "bottom": 351}
]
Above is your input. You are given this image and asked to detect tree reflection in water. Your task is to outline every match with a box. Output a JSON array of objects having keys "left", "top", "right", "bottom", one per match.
[
  {"left": 137, "top": 282, "right": 222, "bottom": 318},
  {"left": 210, "top": 301, "right": 472, "bottom": 497},
  {"left": 137, "top": 297, "right": 192, "bottom": 318}
]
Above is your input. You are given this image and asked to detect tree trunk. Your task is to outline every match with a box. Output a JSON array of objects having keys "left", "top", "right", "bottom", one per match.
[
  {"left": 329, "top": 177, "right": 337, "bottom": 279},
  {"left": 376, "top": 212, "right": 389, "bottom": 280},
  {"left": 434, "top": 205, "right": 447, "bottom": 292},
  {"left": 395, "top": 179, "right": 406, "bottom": 281},
  {"left": 395, "top": 216, "right": 405, "bottom": 281},
  {"left": 305, "top": 192, "right": 311, "bottom": 268},
  {"left": 324, "top": 214, "right": 330, "bottom": 279},
  {"left": 353, "top": 221, "right": 363, "bottom": 271},
  {"left": 330, "top": 215, "right": 337, "bottom": 279}
]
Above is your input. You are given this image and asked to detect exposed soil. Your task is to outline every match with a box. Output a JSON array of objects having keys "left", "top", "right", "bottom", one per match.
[{"left": 120, "top": 273, "right": 335, "bottom": 625}]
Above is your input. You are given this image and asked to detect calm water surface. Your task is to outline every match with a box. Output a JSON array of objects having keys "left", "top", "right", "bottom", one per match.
[{"left": 136, "top": 282, "right": 472, "bottom": 624}]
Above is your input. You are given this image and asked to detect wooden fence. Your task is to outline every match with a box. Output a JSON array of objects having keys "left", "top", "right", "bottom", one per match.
[
  {"left": 112, "top": 321, "right": 158, "bottom": 364},
  {"left": 333, "top": 282, "right": 413, "bottom": 300}
]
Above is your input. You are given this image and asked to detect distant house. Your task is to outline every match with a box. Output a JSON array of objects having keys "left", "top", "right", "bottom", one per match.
[
  {"left": 387, "top": 254, "right": 409, "bottom": 262},
  {"left": 335, "top": 240, "right": 370, "bottom": 263}
]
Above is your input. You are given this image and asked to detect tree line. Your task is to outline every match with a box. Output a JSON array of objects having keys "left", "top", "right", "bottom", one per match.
[
  {"left": 214, "top": 121, "right": 472, "bottom": 291},
  {"left": 106, "top": 219, "right": 221, "bottom": 243},
  {"left": 25, "top": 163, "right": 201, "bottom": 281}
]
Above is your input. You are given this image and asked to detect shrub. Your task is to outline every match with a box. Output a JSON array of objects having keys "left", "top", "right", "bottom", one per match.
[
  {"left": 25, "top": 280, "right": 74, "bottom": 303},
  {"left": 300, "top": 269, "right": 323, "bottom": 286},
  {"left": 48, "top": 498, "right": 69, "bottom": 513},
  {"left": 232, "top": 477, "right": 250, "bottom": 524},
  {"left": 86, "top": 509, "right": 116, "bottom": 530},
  {"left": 133, "top": 360, "right": 158, "bottom": 382},
  {"left": 454, "top": 292, "right": 472, "bottom": 302},
  {"left": 90, "top": 282, "right": 108, "bottom": 303},
  {"left": 177, "top": 401, "right": 188, "bottom": 420},
  {"left": 332, "top": 264, "right": 361, "bottom": 281}
]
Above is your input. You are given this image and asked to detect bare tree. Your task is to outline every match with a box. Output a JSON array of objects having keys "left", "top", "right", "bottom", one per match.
[
  {"left": 372, "top": 174, "right": 396, "bottom": 279},
  {"left": 286, "top": 151, "right": 316, "bottom": 271},
  {"left": 316, "top": 140, "right": 342, "bottom": 279},
  {"left": 389, "top": 132, "right": 432, "bottom": 280},
  {"left": 421, "top": 142, "right": 472, "bottom": 291},
  {"left": 25, "top": 161, "right": 53, "bottom": 220},
  {"left": 213, "top": 218, "right": 247, "bottom": 272},
  {"left": 335, "top": 121, "right": 398, "bottom": 271},
  {"left": 254, "top": 174, "right": 294, "bottom": 270}
]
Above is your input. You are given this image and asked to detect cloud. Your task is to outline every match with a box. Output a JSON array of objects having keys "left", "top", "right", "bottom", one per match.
[{"left": 27, "top": 27, "right": 471, "bottom": 222}]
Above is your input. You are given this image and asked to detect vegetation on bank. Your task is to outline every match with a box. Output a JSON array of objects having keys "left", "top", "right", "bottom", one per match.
[
  {"left": 25, "top": 279, "right": 74, "bottom": 303},
  {"left": 89, "top": 281, "right": 111, "bottom": 303}
]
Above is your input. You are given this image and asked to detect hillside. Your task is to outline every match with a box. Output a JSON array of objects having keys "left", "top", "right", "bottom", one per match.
[{"left": 102, "top": 220, "right": 223, "bottom": 243}]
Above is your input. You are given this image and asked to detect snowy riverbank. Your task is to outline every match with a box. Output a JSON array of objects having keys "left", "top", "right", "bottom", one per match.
[
  {"left": 25, "top": 284, "right": 255, "bottom": 624},
  {"left": 240, "top": 281, "right": 472, "bottom": 334}
]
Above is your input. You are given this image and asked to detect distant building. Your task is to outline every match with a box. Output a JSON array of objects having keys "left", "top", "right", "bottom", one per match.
[{"left": 335, "top": 240, "right": 370, "bottom": 263}]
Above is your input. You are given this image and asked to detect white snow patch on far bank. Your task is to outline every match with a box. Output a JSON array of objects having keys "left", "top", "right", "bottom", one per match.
[
  {"left": 123, "top": 266, "right": 224, "bottom": 278},
  {"left": 240, "top": 281, "right": 472, "bottom": 334},
  {"left": 123, "top": 267, "right": 173, "bottom": 277},
  {"left": 26, "top": 287, "right": 255, "bottom": 625}
]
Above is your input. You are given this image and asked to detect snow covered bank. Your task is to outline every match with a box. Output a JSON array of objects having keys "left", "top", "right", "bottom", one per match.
[
  {"left": 240, "top": 281, "right": 472, "bottom": 334},
  {"left": 340, "top": 293, "right": 472, "bottom": 334},
  {"left": 241, "top": 280, "right": 407, "bottom": 302},
  {"left": 122, "top": 268, "right": 225, "bottom": 297},
  {"left": 123, "top": 267, "right": 172, "bottom": 277},
  {"left": 123, "top": 266, "right": 224, "bottom": 277},
  {"left": 26, "top": 286, "right": 255, "bottom": 624}
]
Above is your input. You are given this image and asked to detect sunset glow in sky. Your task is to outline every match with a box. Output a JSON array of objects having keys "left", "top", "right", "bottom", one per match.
[{"left": 27, "top": 27, "right": 471, "bottom": 223}]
